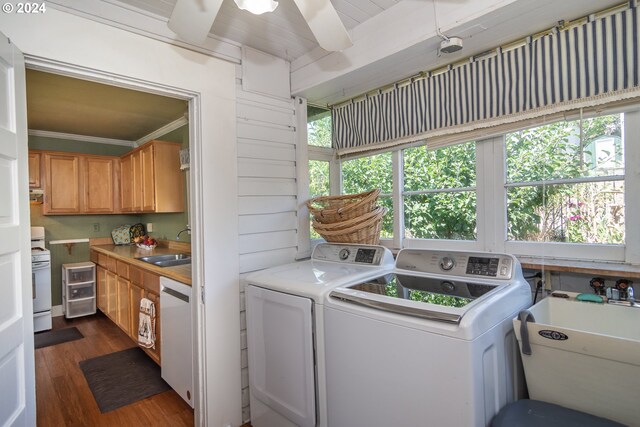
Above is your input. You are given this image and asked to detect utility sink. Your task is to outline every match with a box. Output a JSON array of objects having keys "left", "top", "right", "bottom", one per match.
[{"left": 137, "top": 253, "right": 191, "bottom": 267}]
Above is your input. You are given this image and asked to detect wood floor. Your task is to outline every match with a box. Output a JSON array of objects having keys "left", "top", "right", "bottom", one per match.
[{"left": 35, "top": 312, "right": 194, "bottom": 427}]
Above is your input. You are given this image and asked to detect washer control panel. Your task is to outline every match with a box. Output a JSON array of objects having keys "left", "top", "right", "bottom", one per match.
[
  {"left": 313, "top": 244, "right": 389, "bottom": 266},
  {"left": 396, "top": 249, "right": 515, "bottom": 280}
]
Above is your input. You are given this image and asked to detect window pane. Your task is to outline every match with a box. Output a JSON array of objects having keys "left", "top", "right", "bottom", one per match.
[
  {"left": 404, "top": 192, "right": 477, "bottom": 240},
  {"left": 507, "top": 181, "right": 624, "bottom": 244},
  {"left": 308, "top": 115, "right": 332, "bottom": 148},
  {"left": 506, "top": 114, "right": 623, "bottom": 183},
  {"left": 342, "top": 153, "right": 393, "bottom": 194},
  {"left": 309, "top": 160, "right": 330, "bottom": 239},
  {"left": 379, "top": 196, "right": 393, "bottom": 238},
  {"left": 404, "top": 142, "right": 476, "bottom": 191},
  {"left": 309, "top": 160, "right": 330, "bottom": 197}
]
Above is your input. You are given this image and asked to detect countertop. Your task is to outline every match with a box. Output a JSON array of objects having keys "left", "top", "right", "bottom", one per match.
[{"left": 91, "top": 244, "right": 192, "bottom": 286}]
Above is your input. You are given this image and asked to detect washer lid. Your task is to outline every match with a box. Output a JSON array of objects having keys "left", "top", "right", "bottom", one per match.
[
  {"left": 246, "top": 259, "right": 395, "bottom": 302},
  {"left": 330, "top": 273, "right": 505, "bottom": 323}
]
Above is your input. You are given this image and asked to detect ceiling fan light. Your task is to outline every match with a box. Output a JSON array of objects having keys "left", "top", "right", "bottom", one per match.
[{"left": 234, "top": 0, "right": 278, "bottom": 15}]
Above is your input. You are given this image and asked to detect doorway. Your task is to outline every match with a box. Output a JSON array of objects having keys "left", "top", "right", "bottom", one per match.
[{"left": 27, "top": 66, "right": 195, "bottom": 424}]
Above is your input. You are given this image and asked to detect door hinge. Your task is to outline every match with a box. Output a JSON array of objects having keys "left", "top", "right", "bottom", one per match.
[{"left": 200, "top": 284, "right": 205, "bottom": 303}]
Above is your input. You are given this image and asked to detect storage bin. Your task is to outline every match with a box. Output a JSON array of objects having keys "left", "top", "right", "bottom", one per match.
[
  {"left": 513, "top": 293, "right": 640, "bottom": 426},
  {"left": 66, "top": 298, "right": 96, "bottom": 318},
  {"left": 62, "top": 262, "right": 96, "bottom": 319},
  {"left": 67, "top": 282, "right": 95, "bottom": 301}
]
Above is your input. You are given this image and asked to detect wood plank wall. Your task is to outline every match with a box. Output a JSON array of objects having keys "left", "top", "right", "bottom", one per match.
[{"left": 235, "top": 81, "right": 299, "bottom": 422}]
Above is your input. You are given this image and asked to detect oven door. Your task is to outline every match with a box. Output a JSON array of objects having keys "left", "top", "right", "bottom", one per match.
[{"left": 32, "top": 261, "right": 52, "bottom": 313}]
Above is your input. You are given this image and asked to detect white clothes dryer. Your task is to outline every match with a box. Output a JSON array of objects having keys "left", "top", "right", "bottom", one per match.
[
  {"left": 245, "top": 243, "right": 394, "bottom": 427},
  {"left": 324, "top": 248, "right": 532, "bottom": 427}
]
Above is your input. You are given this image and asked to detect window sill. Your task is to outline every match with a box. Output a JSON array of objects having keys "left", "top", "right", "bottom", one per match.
[{"left": 518, "top": 256, "right": 640, "bottom": 278}]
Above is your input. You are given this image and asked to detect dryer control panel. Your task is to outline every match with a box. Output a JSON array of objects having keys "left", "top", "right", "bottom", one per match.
[
  {"left": 312, "top": 243, "right": 393, "bottom": 266},
  {"left": 396, "top": 249, "right": 515, "bottom": 280}
]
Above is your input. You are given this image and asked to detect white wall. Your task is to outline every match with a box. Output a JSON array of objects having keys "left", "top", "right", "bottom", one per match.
[
  {"left": 0, "top": 10, "right": 241, "bottom": 427},
  {"left": 235, "top": 48, "right": 299, "bottom": 422}
]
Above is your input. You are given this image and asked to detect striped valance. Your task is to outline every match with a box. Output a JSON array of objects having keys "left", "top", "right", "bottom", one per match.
[{"left": 332, "top": 4, "right": 640, "bottom": 155}]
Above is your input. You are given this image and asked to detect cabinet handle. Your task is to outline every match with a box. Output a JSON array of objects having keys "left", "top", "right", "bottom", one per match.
[{"left": 162, "top": 287, "right": 189, "bottom": 303}]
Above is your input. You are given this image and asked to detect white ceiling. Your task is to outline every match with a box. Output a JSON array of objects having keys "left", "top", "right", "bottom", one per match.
[{"left": 106, "top": 0, "right": 623, "bottom": 106}]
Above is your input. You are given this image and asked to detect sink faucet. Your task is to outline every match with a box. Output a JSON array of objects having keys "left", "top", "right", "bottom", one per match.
[{"left": 176, "top": 225, "right": 191, "bottom": 240}]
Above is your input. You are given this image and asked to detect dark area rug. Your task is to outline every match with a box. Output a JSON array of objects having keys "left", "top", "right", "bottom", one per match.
[
  {"left": 34, "top": 327, "right": 84, "bottom": 349},
  {"left": 79, "top": 346, "right": 170, "bottom": 413}
]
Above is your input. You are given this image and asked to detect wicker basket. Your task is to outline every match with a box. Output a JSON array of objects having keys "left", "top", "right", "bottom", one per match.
[
  {"left": 307, "top": 189, "right": 380, "bottom": 224},
  {"left": 315, "top": 207, "right": 387, "bottom": 245},
  {"left": 312, "top": 206, "right": 385, "bottom": 233}
]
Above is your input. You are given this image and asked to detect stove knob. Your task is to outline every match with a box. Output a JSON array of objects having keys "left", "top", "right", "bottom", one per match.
[
  {"left": 338, "top": 248, "right": 351, "bottom": 261},
  {"left": 439, "top": 256, "right": 455, "bottom": 271}
]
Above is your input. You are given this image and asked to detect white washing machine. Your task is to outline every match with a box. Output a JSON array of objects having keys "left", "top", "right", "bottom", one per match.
[
  {"left": 245, "top": 243, "right": 394, "bottom": 427},
  {"left": 324, "top": 249, "right": 532, "bottom": 427}
]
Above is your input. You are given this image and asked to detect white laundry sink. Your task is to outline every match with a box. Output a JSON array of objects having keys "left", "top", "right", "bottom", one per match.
[{"left": 513, "top": 293, "right": 640, "bottom": 426}]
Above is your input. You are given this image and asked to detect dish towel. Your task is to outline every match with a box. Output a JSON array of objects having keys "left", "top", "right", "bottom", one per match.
[{"left": 138, "top": 297, "right": 156, "bottom": 349}]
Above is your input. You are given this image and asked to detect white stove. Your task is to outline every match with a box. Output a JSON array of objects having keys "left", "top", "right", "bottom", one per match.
[{"left": 31, "top": 227, "right": 52, "bottom": 332}]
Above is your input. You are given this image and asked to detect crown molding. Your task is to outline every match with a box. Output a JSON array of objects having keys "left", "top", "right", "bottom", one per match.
[
  {"left": 135, "top": 116, "right": 189, "bottom": 146},
  {"left": 28, "top": 129, "right": 135, "bottom": 147}
]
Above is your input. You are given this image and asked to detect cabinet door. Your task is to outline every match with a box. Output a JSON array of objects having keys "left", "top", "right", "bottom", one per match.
[
  {"left": 120, "top": 154, "right": 133, "bottom": 212},
  {"left": 43, "top": 153, "right": 81, "bottom": 214},
  {"left": 145, "top": 290, "right": 161, "bottom": 364},
  {"left": 131, "top": 150, "right": 143, "bottom": 212},
  {"left": 116, "top": 276, "right": 131, "bottom": 335},
  {"left": 106, "top": 271, "right": 118, "bottom": 321},
  {"left": 84, "top": 156, "right": 115, "bottom": 213},
  {"left": 152, "top": 141, "right": 184, "bottom": 212},
  {"left": 28, "top": 151, "right": 41, "bottom": 188},
  {"left": 129, "top": 283, "right": 145, "bottom": 341},
  {"left": 141, "top": 144, "right": 155, "bottom": 212},
  {"left": 96, "top": 266, "right": 107, "bottom": 312}
]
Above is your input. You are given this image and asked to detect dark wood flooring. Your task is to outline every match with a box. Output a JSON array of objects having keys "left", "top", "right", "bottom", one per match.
[{"left": 35, "top": 312, "right": 194, "bottom": 427}]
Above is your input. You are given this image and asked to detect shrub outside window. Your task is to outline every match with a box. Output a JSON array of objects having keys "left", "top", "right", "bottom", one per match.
[
  {"left": 505, "top": 114, "right": 624, "bottom": 245},
  {"left": 342, "top": 153, "right": 393, "bottom": 238},
  {"left": 403, "top": 142, "right": 477, "bottom": 240}
]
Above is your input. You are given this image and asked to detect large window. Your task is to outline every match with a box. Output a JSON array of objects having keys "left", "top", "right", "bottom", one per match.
[
  {"left": 325, "top": 104, "right": 639, "bottom": 263},
  {"left": 403, "top": 142, "right": 477, "bottom": 240},
  {"left": 505, "top": 114, "right": 624, "bottom": 245}
]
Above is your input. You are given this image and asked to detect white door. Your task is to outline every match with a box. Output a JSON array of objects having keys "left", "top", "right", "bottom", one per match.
[
  {"left": 246, "top": 285, "right": 316, "bottom": 427},
  {"left": 0, "top": 33, "right": 36, "bottom": 426}
]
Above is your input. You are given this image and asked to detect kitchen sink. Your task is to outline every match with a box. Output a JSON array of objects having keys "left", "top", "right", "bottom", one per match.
[{"left": 137, "top": 253, "right": 191, "bottom": 267}]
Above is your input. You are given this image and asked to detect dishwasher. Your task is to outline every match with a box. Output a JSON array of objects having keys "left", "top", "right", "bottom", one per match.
[{"left": 160, "top": 277, "right": 194, "bottom": 407}]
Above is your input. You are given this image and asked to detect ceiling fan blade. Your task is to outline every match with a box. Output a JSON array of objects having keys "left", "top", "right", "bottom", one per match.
[
  {"left": 292, "top": 0, "right": 353, "bottom": 51},
  {"left": 168, "top": 0, "right": 224, "bottom": 45}
]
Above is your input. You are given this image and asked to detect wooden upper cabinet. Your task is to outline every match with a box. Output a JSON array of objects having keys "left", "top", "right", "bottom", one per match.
[
  {"left": 41, "top": 151, "right": 120, "bottom": 215},
  {"left": 120, "top": 154, "right": 133, "bottom": 212},
  {"left": 43, "top": 153, "right": 81, "bottom": 214},
  {"left": 28, "top": 151, "right": 41, "bottom": 188},
  {"left": 131, "top": 150, "right": 143, "bottom": 212},
  {"left": 120, "top": 140, "right": 184, "bottom": 213},
  {"left": 141, "top": 144, "right": 156, "bottom": 211},
  {"left": 83, "top": 156, "right": 117, "bottom": 214}
]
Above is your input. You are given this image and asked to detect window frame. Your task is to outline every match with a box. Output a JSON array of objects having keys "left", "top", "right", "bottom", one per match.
[{"left": 306, "top": 103, "right": 640, "bottom": 265}]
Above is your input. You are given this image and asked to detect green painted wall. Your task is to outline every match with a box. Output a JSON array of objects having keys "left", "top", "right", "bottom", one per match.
[{"left": 29, "top": 129, "right": 191, "bottom": 306}]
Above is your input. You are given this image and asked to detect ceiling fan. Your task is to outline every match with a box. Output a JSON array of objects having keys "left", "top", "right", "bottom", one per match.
[{"left": 168, "top": 0, "right": 353, "bottom": 52}]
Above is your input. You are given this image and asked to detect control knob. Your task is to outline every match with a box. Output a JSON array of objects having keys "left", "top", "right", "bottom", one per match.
[
  {"left": 439, "top": 256, "right": 455, "bottom": 271},
  {"left": 338, "top": 248, "right": 351, "bottom": 261}
]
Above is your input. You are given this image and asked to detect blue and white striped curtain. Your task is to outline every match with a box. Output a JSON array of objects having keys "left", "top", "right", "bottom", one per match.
[{"left": 332, "top": 5, "right": 640, "bottom": 155}]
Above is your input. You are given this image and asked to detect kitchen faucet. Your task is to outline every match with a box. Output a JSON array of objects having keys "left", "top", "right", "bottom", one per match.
[{"left": 176, "top": 225, "right": 190, "bottom": 240}]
